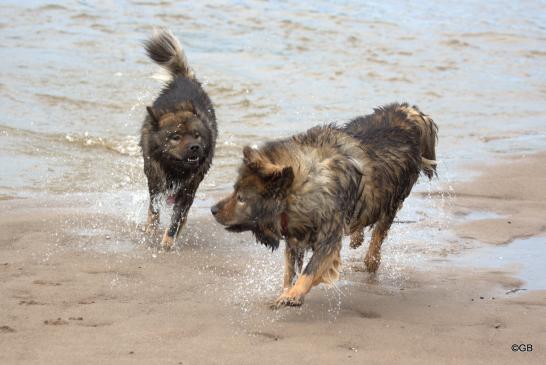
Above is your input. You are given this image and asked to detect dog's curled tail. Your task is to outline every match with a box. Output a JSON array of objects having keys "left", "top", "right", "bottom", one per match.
[
  {"left": 144, "top": 29, "right": 194, "bottom": 78},
  {"left": 402, "top": 104, "right": 438, "bottom": 179}
]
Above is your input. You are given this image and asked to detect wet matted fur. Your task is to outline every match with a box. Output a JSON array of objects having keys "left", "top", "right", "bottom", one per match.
[
  {"left": 140, "top": 29, "right": 217, "bottom": 249},
  {"left": 211, "top": 103, "right": 437, "bottom": 308}
]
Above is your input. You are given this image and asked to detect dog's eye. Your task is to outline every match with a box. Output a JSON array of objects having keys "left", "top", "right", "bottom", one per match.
[
  {"left": 237, "top": 193, "right": 245, "bottom": 203},
  {"left": 170, "top": 134, "right": 181, "bottom": 141},
  {"left": 193, "top": 132, "right": 200, "bottom": 139}
]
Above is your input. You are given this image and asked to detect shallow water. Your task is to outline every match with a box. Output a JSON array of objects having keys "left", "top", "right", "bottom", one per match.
[
  {"left": 2, "top": 0, "right": 546, "bottom": 197},
  {"left": 452, "top": 236, "right": 546, "bottom": 291},
  {"left": 1, "top": 1, "right": 546, "bottom": 296}
]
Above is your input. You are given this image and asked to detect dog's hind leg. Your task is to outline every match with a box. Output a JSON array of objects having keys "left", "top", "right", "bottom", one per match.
[{"left": 364, "top": 214, "right": 395, "bottom": 273}]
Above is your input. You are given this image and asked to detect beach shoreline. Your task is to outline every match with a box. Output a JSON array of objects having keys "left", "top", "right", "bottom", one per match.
[{"left": 1, "top": 151, "right": 545, "bottom": 364}]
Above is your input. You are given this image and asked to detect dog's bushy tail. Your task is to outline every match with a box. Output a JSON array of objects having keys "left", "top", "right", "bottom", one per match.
[
  {"left": 144, "top": 29, "right": 194, "bottom": 78},
  {"left": 402, "top": 104, "right": 438, "bottom": 179}
]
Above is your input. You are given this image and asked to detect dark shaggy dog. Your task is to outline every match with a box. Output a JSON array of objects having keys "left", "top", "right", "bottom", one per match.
[
  {"left": 211, "top": 103, "right": 437, "bottom": 308},
  {"left": 140, "top": 30, "right": 217, "bottom": 249}
]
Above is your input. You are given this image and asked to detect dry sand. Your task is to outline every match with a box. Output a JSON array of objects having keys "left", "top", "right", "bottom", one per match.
[{"left": 1, "top": 154, "right": 546, "bottom": 364}]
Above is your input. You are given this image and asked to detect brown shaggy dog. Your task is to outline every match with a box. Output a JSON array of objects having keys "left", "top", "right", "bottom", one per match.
[
  {"left": 140, "top": 30, "right": 217, "bottom": 250},
  {"left": 211, "top": 103, "right": 437, "bottom": 308}
]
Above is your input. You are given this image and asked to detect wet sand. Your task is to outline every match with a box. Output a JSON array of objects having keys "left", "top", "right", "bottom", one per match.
[
  {"left": 449, "top": 152, "right": 546, "bottom": 245},
  {"left": 1, "top": 154, "right": 545, "bottom": 364}
]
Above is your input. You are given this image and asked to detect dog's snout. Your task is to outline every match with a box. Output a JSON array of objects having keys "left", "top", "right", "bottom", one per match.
[
  {"left": 190, "top": 144, "right": 201, "bottom": 152},
  {"left": 211, "top": 204, "right": 219, "bottom": 216}
]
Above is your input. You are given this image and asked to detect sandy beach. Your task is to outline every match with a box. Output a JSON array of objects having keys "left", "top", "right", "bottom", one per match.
[{"left": 1, "top": 152, "right": 545, "bottom": 364}]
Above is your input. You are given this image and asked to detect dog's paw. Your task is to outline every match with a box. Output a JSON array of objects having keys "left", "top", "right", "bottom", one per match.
[
  {"left": 270, "top": 293, "right": 304, "bottom": 310},
  {"left": 144, "top": 224, "right": 159, "bottom": 235},
  {"left": 364, "top": 254, "right": 380, "bottom": 273},
  {"left": 160, "top": 235, "right": 175, "bottom": 251}
]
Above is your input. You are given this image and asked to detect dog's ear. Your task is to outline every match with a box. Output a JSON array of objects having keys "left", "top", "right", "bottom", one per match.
[
  {"left": 243, "top": 146, "right": 294, "bottom": 193},
  {"left": 272, "top": 166, "right": 294, "bottom": 190},
  {"left": 265, "top": 166, "right": 294, "bottom": 198},
  {"left": 243, "top": 146, "right": 261, "bottom": 171},
  {"left": 243, "top": 146, "right": 286, "bottom": 178},
  {"left": 146, "top": 106, "right": 159, "bottom": 128}
]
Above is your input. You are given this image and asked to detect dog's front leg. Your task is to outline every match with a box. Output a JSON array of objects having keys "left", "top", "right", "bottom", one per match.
[
  {"left": 160, "top": 191, "right": 195, "bottom": 250},
  {"left": 295, "top": 246, "right": 304, "bottom": 275},
  {"left": 144, "top": 188, "right": 160, "bottom": 235},
  {"left": 283, "top": 239, "right": 298, "bottom": 291},
  {"left": 273, "top": 227, "right": 342, "bottom": 309},
  {"left": 349, "top": 227, "right": 365, "bottom": 249},
  {"left": 283, "top": 239, "right": 306, "bottom": 291}
]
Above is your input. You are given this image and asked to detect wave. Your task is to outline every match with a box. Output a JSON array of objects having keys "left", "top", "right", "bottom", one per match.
[
  {"left": 35, "top": 93, "right": 125, "bottom": 112},
  {"left": 0, "top": 124, "right": 140, "bottom": 157},
  {"left": 64, "top": 133, "right": 141, "bottom": 157}
]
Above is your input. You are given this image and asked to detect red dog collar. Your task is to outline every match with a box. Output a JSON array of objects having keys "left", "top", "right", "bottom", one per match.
[{"left": 280, "top": 212, "right": 289, "bottom": 237}]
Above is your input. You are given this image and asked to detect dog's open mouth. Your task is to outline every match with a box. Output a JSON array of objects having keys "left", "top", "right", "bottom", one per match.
[{"left": 186, "top": 155, "right": 200, "bottom": 164}]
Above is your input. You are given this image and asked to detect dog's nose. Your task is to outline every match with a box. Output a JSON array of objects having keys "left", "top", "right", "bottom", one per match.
[
  {"left": 211, "top": 205, "right": 219, "bottom": 216},
  {"left": 190, "top": 144, "right": 201, "bottom": 152}
]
